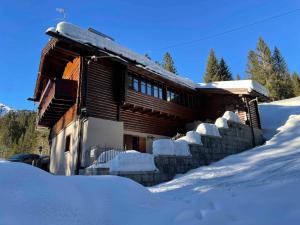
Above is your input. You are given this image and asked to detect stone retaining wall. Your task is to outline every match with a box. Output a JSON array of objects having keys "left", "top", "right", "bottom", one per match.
[{"left": 81, "top": 122, "right": 265, "bottom": 186}]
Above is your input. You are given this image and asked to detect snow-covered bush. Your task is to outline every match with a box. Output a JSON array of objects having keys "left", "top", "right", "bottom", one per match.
[
  {"left": 222, "top": 111, "right": 241, "bottom": 123},
  {"left": 108, "top": 151, "right": 158, "bottom": 172},
  {"left": 196, "top": 123, "right": 221, "bottom": 137},
  {"left": 153, "top": 139, "right": 191, "bottom": 156},
  {"left": 178, "top": 131, "right": 202, "bottom": 145},
  {"left": 215, "top": 117, "right": 229, "bottom": 128}
]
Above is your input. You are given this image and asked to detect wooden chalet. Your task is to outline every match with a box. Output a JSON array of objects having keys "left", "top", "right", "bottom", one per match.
[{"left": 31, "top": 22, "right": 268, "bottom": 175}]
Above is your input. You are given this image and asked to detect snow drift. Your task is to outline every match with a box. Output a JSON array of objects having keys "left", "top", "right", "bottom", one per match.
[
  {"left": 1, "top": 97, "right": 300, "bottom": 225},
  {"left": 259, "top": 96, "right": 300, "bottom": 139}
]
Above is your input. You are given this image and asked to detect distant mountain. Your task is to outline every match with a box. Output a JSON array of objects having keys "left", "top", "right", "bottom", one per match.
[{"left": 0, "top": 103, "right": 12, "bottom": 116}]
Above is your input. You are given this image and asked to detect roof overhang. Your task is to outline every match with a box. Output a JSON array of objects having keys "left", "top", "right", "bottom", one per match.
[
  {"left": 33, "top": 39, "right": 80, "bottom": 101},
  {"left": 196, "top": 87, "right": 269, "bottom": 101}
]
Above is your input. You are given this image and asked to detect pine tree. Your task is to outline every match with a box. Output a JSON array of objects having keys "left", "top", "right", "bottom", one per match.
[
  {"left": 246, "top": 37, "right": 273, "bottom": 86},
  {"left": 162, "top": 52, "right": 177, "bottom": 74},
  {"left": 203, "top": 49, "right": 219, "bottom": 82},
  {"left": 236, "top": 74, "right": 241, "bottom": 80},
  {"left": 246, "top": 38, "right": 296, "bottom": 100},
  {"left": 291, "top": 72, "right": 300, "bottom": 96},
  {"left": 218, "top": 58, "right": 233, "bottom": 81},
  {"left": 270, "top": 47, "right": 294, "bottom": 100},
  {"left": 0, "top": 111, "right": 49, "bottom": 158}
]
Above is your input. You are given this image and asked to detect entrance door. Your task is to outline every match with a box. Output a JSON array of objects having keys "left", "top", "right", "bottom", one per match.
[{"left": 123, "top": 134, "right": 146, "bottom": 152}]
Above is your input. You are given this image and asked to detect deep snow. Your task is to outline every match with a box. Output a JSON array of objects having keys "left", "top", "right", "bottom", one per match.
[
  {"left": 1, "top": 97, "right": 300, "bottom": 225},
  {"left": 259, "top": 96, "right": 300, "bottom": 139}
]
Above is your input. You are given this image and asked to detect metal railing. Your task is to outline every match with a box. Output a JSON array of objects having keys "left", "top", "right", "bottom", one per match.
[{"left": 84, "top": 146, "right": 124, "bottom": 167}]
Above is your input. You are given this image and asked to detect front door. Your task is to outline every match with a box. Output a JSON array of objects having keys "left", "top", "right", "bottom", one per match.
[{"left": 124, "top": 134, "right": 146, "bottom": 152}]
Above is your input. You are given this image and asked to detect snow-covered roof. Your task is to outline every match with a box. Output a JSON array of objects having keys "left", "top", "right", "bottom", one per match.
[
  {"left": 46, "top": 22, "right": 268, "bottom": 97},
  {"left": 47, "top": 22, "right": 196, "bottom": 89},
  {"left": 197, "top": 80, "right": 269, "bottom": 97}
]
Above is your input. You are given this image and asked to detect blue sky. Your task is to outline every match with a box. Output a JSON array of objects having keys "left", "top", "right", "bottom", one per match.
[{"left": 0, "top": 0, "right": 300, "bottom": 110}]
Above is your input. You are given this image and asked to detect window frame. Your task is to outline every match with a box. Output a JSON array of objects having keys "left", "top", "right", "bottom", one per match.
[{"left": 65, "top": 135, "right": 71, "bottom": 153}]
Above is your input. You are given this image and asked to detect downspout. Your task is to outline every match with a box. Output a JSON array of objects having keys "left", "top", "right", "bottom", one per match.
[{"left": 75, "top": 56, "right": 88, "bottom": 175}]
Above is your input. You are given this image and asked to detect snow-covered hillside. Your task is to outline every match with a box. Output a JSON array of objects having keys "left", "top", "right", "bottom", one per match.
[
  {"left": 0, "top": 102, "right": 12, "bottom": 116},
  {"left": 0, "top": 97, "right": 300, "bottom": 225},
  {"left": 259, "top": 96, "right": 300, "bottom": 139}
]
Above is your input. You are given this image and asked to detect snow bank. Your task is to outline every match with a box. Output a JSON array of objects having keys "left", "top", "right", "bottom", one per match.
[
  {"left": 215, "top": 117, "right": 229, "bottom": 128},
  {"left": 151, "top": 105, "right": 300, "bottom": 225},
  {"left": 196, "top": 123, "right": 221, "bottom": 137},
  {"left": 0, "top": 161, "right": 172, "bottom": 225},
  {"left": 259, "top": 96, "right": 300, "bottom": 139},
  {"left": 153, "top": 139, "right": 191, "bottom": 156},
  {"left": 197, "top": 80, "right": 269, "bottom": 97},
  {"left": 178, "top": 131, "right": 202, "bottom": 145},
  {"left": 222, "top": 111, "right": 241, "bottom": 123},
  {"left": 1, "top": 97, "right": 300, "bottom": 225},
  {"left": 108, "top": 151, "right": 158, "bottom": 172}
]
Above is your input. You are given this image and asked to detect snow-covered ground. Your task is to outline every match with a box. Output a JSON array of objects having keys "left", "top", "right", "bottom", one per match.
[
  {"left": 259, "top": 96, "right": 300, "bottom": 139},
  {"left": 1, "top": 97, "right": 300, "bottom": 225}
]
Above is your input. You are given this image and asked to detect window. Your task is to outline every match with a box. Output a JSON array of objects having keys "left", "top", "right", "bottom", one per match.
[
  {"left": 128, "top": 74, "right": 133, "bottom": 89},
  {"left": 141, "top": 80, "right": 146, "bottom": 94},
  {"left": 167, "top": 90, "right": 171, "bottom": 101},
  {"left": 153, "top": 85, "right": 159, "bottom": 98},
  {"left": 147, "top": 83, "right": 152, "bottom": 96},
  {"left": 133, "top": 78, "right": 139, "bottom": 92},
  {"left": 167, "top": 90, "right": 176, "bottom": 102},
  {"left": 65, "top": 135, "right": 71, "bottom": 152},
  {"left": 173, "top": 93, "right": 178, "bottom": 103},
  {"left": 188, "top": 95, "right": 193, "bottom": 108},
  {"left": 158, "top": 87, "right": 163, "bottom": 99}
]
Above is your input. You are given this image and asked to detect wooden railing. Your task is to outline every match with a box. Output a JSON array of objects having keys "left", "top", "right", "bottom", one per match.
[
  {"left": 125, "top": 90, "right": 199, "bottom": 120},
  {"left": 38, "top": 79, "right": 77, "bottom": 126}
]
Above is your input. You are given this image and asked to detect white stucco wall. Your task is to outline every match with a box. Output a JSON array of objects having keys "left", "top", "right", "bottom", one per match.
[
  {"left": 49, "top": 116, "right": 168, "bottom": 174},
  {"left": 49, "top": 120, "right": 80, "bottom": 175},
  {"left": 81, "top": 117, "right": 124, "bottom": 167}
]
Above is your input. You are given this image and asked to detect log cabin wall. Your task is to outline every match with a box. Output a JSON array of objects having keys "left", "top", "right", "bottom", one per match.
[
  {"left": 85, "top": 59, "right": 202, "bottom": 137},
  {"left": 85, "top": 60, "right": 119, "bottom": 120},
  {"left": 51, "top": 57, "right": 81, "bottom": 136},
  {"left": 201, "top": 94, "right": 247, "bottom": 123}
]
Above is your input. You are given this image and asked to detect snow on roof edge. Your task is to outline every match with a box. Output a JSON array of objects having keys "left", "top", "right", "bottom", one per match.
[
  {"left": 49, "top": 22, "right": 196, "bottom": 89},
  {"left": 46, "top": 22, "right": 268, "bottom": 97},
  {"left": 197, "top": 80, "right": 269, "bottom": 97}
]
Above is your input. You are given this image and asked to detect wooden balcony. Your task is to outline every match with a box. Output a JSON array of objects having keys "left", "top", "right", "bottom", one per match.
[
  {"left": 123, "top": 90, "right": 198, "bottom": 121},
  {"left": 37, "top": 79, "right": 77, "bottom": 127}
]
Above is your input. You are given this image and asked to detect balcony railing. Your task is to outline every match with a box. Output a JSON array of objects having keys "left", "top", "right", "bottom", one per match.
[
  {"left": 123, "top": 90, "right": 198, "bottom": 121},
  {"left": 37, "top": 79, "right": 77, "bottom": 127}
]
